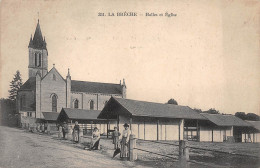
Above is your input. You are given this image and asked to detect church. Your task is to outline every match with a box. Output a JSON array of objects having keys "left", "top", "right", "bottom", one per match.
[{"left": 17, "top": 20, "right": 126, "bottom": 126}]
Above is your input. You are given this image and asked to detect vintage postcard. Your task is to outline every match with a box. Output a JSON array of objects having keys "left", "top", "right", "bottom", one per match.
[{"left": 0, "top": 0, "right": 259, "bottom": 167}]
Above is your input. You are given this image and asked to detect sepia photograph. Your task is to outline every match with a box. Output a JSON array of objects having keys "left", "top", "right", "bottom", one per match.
[{"left": 0, "top": 0, "right": 259, "bottom": 167}]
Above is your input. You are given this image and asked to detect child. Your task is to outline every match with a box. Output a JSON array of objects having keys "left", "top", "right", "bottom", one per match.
[{"left": 112, "top": 127, "right": 121, "bottom": 149}]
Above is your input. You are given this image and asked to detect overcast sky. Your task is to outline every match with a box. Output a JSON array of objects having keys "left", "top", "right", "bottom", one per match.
[{"left": 1, "top": 0, "right": 259, "bottom": 115}]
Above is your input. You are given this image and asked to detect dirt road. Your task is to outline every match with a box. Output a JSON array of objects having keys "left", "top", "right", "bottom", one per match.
[{"left": 0, "top": 126, "right": 144, "bottom": 168}]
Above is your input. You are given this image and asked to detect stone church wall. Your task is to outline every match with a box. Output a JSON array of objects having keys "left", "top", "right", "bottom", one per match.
[
  {"left": 40, "top": 69, "right": 66, "bottom": 113},
  {"left": 71, "top": 92, "right": 123, "bottom": 110}
]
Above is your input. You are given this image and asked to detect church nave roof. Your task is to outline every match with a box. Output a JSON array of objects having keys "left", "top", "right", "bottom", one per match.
[{"left": 71, "top": 80, "right": 122, "bottom": 95}]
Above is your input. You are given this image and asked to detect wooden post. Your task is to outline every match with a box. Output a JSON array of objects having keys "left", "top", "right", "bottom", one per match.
[
  {"left": 67, "top": 126, "right": 73, "bottom": 140},
  {"left": 107, "top": 120, "right": 109, "bottom": 138},
  {"left": 91, "top": 121, "right": 93, "bottom": 134},
  {"left": 144, "top": 119, "right": 146, "bottom": 140},
  {"left": 212, "top": 128, "right": 214, "bottom": 142},
  {"left": 183, "top": 119, "right": 185, "bottom": 140},
  {"left": 165, "top": 124, "right": 167, "bottom": 140},
  {"left": 157, "top": 119, "right": 159, "bottom": 141},
  {"left": 138, "top": 124, "right": 140, "bottom": 139},
  {"left": 178, "top": 140, "right": 190, "bottom": 168},
  {"left": 178, "top": 121, "right": 180, "bottom": 141},
  {"left": 117, "top": 114, "right": 119, "bottom": 131},
  {"left": 130, "top": 117, "right": 132, "bottom": 130},
  {"left": 184, "top": 140, "right": 189, "bottom": 161},
  {"left": 47, "top": 124, "right": 51, "bottom": 135},
  {"left": 179, "top": 119, "right": 184, "bottom": 141},
  {"left": 79, "top": 127, "right": 84, "bottom": 143},
  {"left": 129, "top": 134, "right": 137, "bottom": 161},
  {"left": 196, "top": 120, "right": 200, "bottom": 142},
  {"left": 179, "top": 140, "right": 184, "bottom": 158}
]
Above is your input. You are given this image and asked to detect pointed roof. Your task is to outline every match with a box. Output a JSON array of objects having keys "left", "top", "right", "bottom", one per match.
[
  {"left": 41, "top": 66, "right": 65, "bottom": 81},
  {"left": 19, "top": 77, "right": 36, "bottom": 91},
  {"left": 28, "top": 20, "right": 47, "bottom": 50}
]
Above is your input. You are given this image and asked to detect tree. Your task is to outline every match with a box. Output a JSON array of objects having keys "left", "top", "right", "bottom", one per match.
[
  {"left": 193, "top": 108, "right": 202, "bottom": 113},
  {"left": 8, "top": 70, "right": 23, "bottom": 101},
  {"left": 167, "top": 98, "right": 178, "bottom": 105},
  {"left": 203, "top": 108, "right": 219, "bottom": 114},
  {"left": 0, "top": 98, "right": 17, "bottom": 126},
  {"left": 246, "top": 113, "right": 260, "bottom": 121},
  {"left": 235, "top": 112, "right": 260, "bottom": 121},
  {"left": 235, "top": 112, "right": 247, "bottom": 120}
]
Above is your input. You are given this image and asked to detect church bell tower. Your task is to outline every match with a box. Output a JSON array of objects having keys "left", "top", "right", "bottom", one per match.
[{"left": 28, "top": 19, "right": 48, "bottom": 78}]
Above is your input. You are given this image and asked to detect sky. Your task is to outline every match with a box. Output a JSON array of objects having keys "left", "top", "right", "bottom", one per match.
[{"left": 0, "top": 0, "right": 259, "bottom": 115}]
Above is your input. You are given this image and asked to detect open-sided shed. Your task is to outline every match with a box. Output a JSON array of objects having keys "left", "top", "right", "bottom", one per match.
[
  {"left": 57, "top": 108, "right": 115, "bottom": 135},
  {"left": 242, "top": 120, "right": 260, "bottom": 143},
  {"left": 98, "top": 97, "right": 207, "bottom": 141},
  {"left": 200, "top": 113, "right": 253, "bottom": 142},
  {"left": 42, "top": 112, "right": 59, "bottom": 123}
]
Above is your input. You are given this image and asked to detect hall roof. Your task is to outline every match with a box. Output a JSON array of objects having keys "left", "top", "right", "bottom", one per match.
[
  {"left": 57, "top": 108, "right": 102, "bottom": 121},
  {"left": 42, "top": 112, "right": 59, "bottom": 121},
  {"left": 245, "top": 120, "right": 260, "bottom": 131},
  {"left": 98, "top": 97, "right": 207, "bottom": 120},
  {"left": 201, "top": 113, "right": 253, "bottom": 127}
]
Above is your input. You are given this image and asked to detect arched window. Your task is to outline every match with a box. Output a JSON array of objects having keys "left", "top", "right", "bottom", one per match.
[
  {"left": 52, "top": 94, "right": 57, "bottom": 112},
  {"left": 74, "top": 99, "right": 79, "bottom": 109},
  {"left": 90, "top": 100, "right": 94, "bottom": 110},
  {"left": 38, "top": 53, "right": 41, "bottom": 67},
  {"left": 35, "top": 53, "right": 38, "bottom": 66}
]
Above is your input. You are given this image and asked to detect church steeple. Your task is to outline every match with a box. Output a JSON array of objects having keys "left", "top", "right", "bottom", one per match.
[
  {"left": 28, "top": 19, "right": 47, "bottom": 50},
  {"left": 28, "top": 19, "right": 48, "bottom": 78}
]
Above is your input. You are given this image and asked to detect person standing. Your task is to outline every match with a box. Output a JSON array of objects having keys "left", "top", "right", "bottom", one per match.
[
  {"left": 120, "top": 123, "right": 131, "bottom": 159},
  {"left": 62, "top": 122, "right": 68, "bottom": 139},
  {"left": 40, "top": 123, "right": 44, "bottom": 133},
  {"left": 112, "top": 126, "right": 121, "bottom": 149},
  {"left": 73, "top": 121, "right": 80, "bottom": 143},
  {"left": 90, "top": 127, "right": 100, "bottom": 150}
]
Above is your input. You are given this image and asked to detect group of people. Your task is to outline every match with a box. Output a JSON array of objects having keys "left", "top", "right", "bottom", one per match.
[
  {"left": 60, "top": 121, "right": 79, "bottom": 142},
  {"left": 112, "top": 123, "right": 131, "bottom": 158},
  {"left": 61, "top": 121, "right": 131, "bottom": 159}
]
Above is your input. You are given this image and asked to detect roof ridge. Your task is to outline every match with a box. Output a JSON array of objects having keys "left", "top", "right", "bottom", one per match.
[
  {"left": 114, "top": 97, "right": 188, "bottom": 107},
  {"left": 72, "top": 80, "right": 121, "bottom": 85},
  {"left": 63, "top": 108, "right": 101, "bottom": 112}
]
